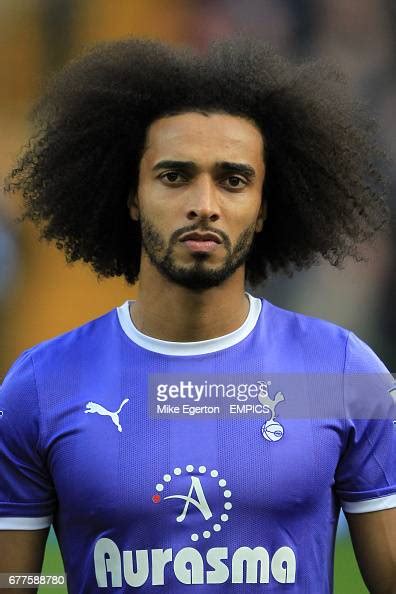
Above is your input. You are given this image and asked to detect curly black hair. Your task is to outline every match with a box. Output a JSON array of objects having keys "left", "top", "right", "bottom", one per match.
[{"left": 5, "top": 37, "right": 389, "bottom": 286}]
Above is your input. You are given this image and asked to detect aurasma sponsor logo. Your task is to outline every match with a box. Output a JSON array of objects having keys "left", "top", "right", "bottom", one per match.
[{"left": 94, "top": 539, "right": 296, "bottom": 587}]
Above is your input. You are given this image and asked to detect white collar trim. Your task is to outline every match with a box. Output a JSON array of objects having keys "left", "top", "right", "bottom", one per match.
[{"left": 117, "top": 292, "right": 262, "bottom": 356}]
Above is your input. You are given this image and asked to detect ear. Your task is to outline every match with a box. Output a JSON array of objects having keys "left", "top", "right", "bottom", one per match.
[
  {"left": 128, "top": 193, "right": 139, "bottom": 222},
  {"left": 255, "top": 200, "right": 267, "bottom": 233}
]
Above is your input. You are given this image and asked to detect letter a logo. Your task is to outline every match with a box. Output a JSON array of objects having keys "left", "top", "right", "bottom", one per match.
[{"left": 164, "top": 476, "right": 213, "bottom": 523}]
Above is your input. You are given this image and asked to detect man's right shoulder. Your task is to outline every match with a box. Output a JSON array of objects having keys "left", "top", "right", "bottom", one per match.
[{"left": 3, "top": 308, "right": 118, "bottom": 382}]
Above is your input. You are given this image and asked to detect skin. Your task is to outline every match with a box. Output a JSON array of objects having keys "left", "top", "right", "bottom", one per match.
[
  {"left": 0, "top": 528, "right": 49, "bottom": 594},
  {"left": 129, "top": 112, "right": 266, "bottom": 341},
  {"left": 1, "top": 112, "right": 395, "bottom": 593},
  {"left": 347, "top": 510, "right": 396, "bottom": 594}
]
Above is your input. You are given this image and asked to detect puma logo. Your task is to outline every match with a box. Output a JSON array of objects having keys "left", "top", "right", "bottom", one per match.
[{"left": 84, "top": 398, "right": 129, "bottom": 432}]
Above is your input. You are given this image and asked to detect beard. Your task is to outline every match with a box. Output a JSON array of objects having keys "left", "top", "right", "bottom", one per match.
[{"left": 139, "top": 215, "right": 256, "bottom": 291}]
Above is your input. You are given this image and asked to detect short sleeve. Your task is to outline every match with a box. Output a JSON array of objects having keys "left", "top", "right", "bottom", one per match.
[
  {"left": 0, "top": 351, "right": 56, "bottom": 529},
  {"left": 335, "top": 332, "right": 396, "bottom": 513}
]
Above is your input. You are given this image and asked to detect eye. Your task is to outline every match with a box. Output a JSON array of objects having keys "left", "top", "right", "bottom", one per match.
[
  {"left": 223, "top": 176, "right": 247, "bottom": 190},
  {"left": 159, "top": 171, "right": 187, "bottom": 184}
]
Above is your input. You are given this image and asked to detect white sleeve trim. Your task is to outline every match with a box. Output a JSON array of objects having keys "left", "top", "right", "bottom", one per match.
[
  {"left": 342, "top": 493, "right": 396, "bottom": 513},
  {"left": 0, "top": 516, "right": 52, "bottom": 529}
]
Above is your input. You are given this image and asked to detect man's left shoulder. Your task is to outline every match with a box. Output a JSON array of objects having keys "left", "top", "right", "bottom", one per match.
[
  {"left": 264, "top": 299, "right": 387, "bottom": 373},
  {"left": 266, "top": 299, "right": 349, "bottom": 350}
]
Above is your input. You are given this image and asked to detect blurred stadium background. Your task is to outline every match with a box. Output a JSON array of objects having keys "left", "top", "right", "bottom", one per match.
[{"left": 1, "top": 1, "right": 395, "bottom": 592}]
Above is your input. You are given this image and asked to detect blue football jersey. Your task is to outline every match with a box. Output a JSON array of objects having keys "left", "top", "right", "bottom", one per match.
[{"left": 1, "top": 293, "right": 395, "bottom": 593}]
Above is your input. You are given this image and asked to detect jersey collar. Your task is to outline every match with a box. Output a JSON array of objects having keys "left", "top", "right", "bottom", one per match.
[{"left": 117, "top": 292, "right": 262, "bottom": 356}]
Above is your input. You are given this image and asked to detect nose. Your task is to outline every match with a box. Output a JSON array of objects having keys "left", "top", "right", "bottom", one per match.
[{"left": 186, "top": 175, "right": 220, "bottom": 222}]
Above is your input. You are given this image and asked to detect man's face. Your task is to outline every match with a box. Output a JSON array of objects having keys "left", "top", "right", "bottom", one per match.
[{"left": 130, "top": 112, "right": 266, "bottom": 290}]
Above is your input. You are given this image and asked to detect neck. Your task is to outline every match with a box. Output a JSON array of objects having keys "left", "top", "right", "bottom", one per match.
[{"left": 130, "top": 256, "right": 250, "bottom": 342}]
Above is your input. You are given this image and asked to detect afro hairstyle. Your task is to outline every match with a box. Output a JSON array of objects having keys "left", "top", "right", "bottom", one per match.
[{"left": 5, "top": 37, "right": 389, "bottom": 285}]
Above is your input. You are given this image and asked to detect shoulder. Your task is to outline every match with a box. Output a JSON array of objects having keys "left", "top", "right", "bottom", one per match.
[
  {"left": 260, "top": 298, "right": 387, "bottom": 372},
  {"left": 2, "top": 307, "right": 118, "bottom": 385},
  {"left": 34, "top": 307, "right": 116, "bottom": 357},
  {"left": 262, "top": 298, "right": 349, "bottom": 345}
]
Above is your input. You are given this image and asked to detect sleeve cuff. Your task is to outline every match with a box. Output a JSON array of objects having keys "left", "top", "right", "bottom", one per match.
[
  {"left": 0, "top": 516, "right": 52, "bottom": 529},
  {"left": 342, "top": 493, "right": 396, "bottom": 513}
]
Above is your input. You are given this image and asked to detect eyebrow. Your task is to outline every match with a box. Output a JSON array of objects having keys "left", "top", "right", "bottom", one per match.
[
  {"left": 152, "top": 160, "right": 196, "bottom": 173},
  {"left": 217, "top": 161, "right": 256, "bottom": 179},
  {"left": 152, "top": 160, "right": 256, "bottom": 179}
]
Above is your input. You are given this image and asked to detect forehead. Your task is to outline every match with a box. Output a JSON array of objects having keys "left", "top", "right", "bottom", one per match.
[{"left": 143, "top": 112, "right": 265, "bottom": 165}]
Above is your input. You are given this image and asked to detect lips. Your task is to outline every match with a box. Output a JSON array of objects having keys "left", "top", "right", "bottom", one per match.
[{"left": 179, "top": 232, "right": 222, "bottom": 244}]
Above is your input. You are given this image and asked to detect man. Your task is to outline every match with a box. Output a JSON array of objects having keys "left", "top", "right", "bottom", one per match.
[{"left": 1, "top": 38, "right": 395, "bottom": 593}]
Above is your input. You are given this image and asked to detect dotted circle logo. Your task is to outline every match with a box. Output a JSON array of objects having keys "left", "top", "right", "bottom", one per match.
[{"left": 153, "top": 465, "right": 232, "bottom": 542}]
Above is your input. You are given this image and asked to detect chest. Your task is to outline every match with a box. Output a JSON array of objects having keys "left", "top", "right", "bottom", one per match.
[{"left": 46, "top": 393, "right": 343, "bottom": 530}]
